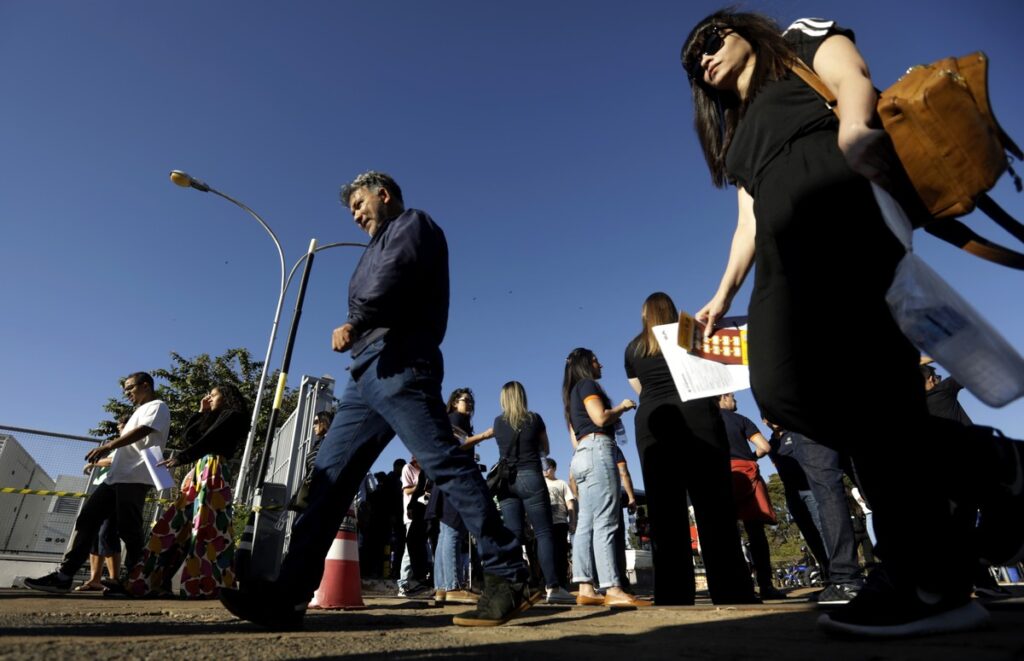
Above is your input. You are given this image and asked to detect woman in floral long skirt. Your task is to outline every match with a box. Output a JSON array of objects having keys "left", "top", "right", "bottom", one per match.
[{"left": 124, "top": 384, "right": 249, "bottom": 598}]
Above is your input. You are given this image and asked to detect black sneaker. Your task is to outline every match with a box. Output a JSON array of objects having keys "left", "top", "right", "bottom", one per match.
[
  {"left": 23, "top": 572, "right": 72, "bottom": 594},
  {"left": 758, "top": 586, "right": 787, "bottom": 601},
  {"left": 220, "top": 584, "right": 307, "bottom": 630},
  {"left": 452, "top": 574, "right": 543, "bottom": 627},
  {"left": 818, "top": 570, "right": 990, "bottom": 638},
  {"left": 397, "top": 580, "right": 432, "bottom": 598},
  {"left": 816, "top": 583, "right": 860, "bottom": 607},
  {"left": 974, "top": 584, "right": 1013, "bottom": 600}
]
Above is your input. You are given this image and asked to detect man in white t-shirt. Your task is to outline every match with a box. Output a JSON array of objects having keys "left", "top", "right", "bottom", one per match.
[
  {"left": 24, "top": 372, "right": 170, "bottom": 593},
  {"left": 544, "top": 458, "right": 575, "bottom": 591}
]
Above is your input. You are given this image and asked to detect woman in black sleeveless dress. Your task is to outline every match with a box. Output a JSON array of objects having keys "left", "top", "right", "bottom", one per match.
[{"left": 680, "top": 9, "right": 988, "bottom": 636}]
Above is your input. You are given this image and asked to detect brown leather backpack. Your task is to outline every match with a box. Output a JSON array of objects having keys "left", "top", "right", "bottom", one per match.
[{"left": 792, "top": 53, "right": 1024, "bottom": 269}]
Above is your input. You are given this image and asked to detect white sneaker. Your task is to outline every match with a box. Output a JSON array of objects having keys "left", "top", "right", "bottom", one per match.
[{"left": 546, "top": 586, "right": 577, "bottom": 604}]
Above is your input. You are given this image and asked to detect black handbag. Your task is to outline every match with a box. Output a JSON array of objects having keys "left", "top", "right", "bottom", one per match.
[{"left": 485, "top": 429, "right": 520, "bottom": 499}]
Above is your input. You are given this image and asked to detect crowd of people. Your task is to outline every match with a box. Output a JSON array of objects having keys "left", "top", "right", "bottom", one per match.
[{"left": 21, "top": 7, "right": 1024, "bottom": 642}]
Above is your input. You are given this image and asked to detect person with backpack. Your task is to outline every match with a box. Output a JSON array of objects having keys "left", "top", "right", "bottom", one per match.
[{"left": 679, "top": 9, "right": 1017, "bottom": 637}]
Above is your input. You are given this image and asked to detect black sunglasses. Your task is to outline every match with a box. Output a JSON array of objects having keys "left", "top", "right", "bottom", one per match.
[{"left": 683, "top": 25, "right": 728, "bottom": 80}]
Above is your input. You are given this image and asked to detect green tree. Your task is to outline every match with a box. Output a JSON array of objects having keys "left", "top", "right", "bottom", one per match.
[
  {"left": 764, "top": 473, "right": 806, "bottom": 567},
  {"left": 90, "top": 347, "right": 300, "bottom": 482}
]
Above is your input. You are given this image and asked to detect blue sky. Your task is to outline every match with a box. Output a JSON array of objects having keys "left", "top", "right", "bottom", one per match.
[{"left": 2, "top": 0, "right": 1023, "bottom": 487}]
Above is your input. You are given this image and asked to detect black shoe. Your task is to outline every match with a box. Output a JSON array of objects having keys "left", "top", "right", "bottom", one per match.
[
  {"left": 220, "top": 584, "right": 307, "bottom": 630},
  {"left": 758, "top": 586, "right": 787, "bottom": 601},
  {"left": 102, "top": 581, "right": 129, "bottom": 598},
  {"left": 816, "top": 583, "right": 860, "bottom": 607},
  {"left": 974, "top": 584, "right": 1013, "bottom": 600},
  {"left": 818, "top": 569, "right": 989, "bottom": 638},
  {"left": 452, "top": 574, "right": 543, "bottom": 627},
  {"left": 397, "top": 580, "right": 432, "bottom": 598},
  {"left": 23, "top": 572, "right": 72, "bottom": 594}
]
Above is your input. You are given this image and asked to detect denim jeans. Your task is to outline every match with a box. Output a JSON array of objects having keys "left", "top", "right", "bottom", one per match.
[
  {"left": 398, "top": 520, "right": 428, "bottom": 589},
  {"left": 433, "top": 521, "right": 467, "bottom": 590},
  {"left": 793, "top": 435, "right": 864, "bottom": 587},
  {"left": 499, "top": 466, "right": 560, "bottom": 589},
  {"left": 277, "top": 338, "right": 525, "bottom": 601},
  {"left": 570, "top": 434, "right": 622, "bottom": 589}
]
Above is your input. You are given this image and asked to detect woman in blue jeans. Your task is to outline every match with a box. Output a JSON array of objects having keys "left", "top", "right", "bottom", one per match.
[
  {"left": 428, "top": 387, "right": 490, "bottom": 604},
  {"left": 484, "top": 381, "right": 576, "bottom": 604},
  {"left": 563, "top": 348, "right": 649, "bottom": 608}
]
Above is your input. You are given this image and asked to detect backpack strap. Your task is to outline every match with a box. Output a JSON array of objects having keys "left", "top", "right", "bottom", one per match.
[
  {"left": 924, "top": 217, "right": 1024, "bottom": 270},
  {"left": 789, "top": 59, "right": 838, "bottom": 114},
  {"left": 977, "top": 193, "right": 1024, "bottom": 245}
]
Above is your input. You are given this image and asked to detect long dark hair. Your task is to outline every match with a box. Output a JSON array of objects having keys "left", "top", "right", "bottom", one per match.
[
  {"left": 213, "top": 383, "right": 249, "bottom": 416},
  {"left": 681, "top": 8, "right": 796, "bottom": 187},
  {"left": 631, "top": 292, "right": 678, "bottom": 358},
  {"left": 562, "top": 347, "right": 600, "bottom": 430},
  {"left": 446, "top": 387, "right": 474, "bottom": 415}
]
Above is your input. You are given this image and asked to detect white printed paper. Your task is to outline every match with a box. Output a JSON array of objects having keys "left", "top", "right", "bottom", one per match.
[
  {"left": 142, "top": 445, "right": 175, "bottom": 491},
  {"left": 653, "top": 322, "right": 751, "bottom": 401}
]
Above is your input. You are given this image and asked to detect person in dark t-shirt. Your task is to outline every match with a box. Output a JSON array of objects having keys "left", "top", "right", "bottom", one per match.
[
  {"left": 920, "top": 362, "right": 973, "bottom": 427},
  {"left": 624, "top": 292, "right": 755, "bottom": 605},
  {"left": 563, "top": 347, "right": 648, "bottom": 607},
  {"left": 483, "top": 381, "right": 575, "bottom": 605},
  {"left": 718, "top": 393, "right": 784, "bottom": 600}
]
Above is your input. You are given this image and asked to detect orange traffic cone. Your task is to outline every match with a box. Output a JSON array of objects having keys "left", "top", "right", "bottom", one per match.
[{"left": 309, "top": 503, "right": 365, "bottom": 610}]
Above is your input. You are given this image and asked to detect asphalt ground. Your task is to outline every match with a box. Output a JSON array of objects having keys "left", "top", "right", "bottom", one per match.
[{"left": 1, "top": 586, "right": 1022, "bottom": 660}]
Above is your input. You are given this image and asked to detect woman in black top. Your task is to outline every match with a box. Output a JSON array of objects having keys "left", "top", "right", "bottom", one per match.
[
  {"left": 125, "top": 383, "right": 249, "bottom": 598},
  {"left": 563, "top": 348, "right": 649, "bottom": 608},
  {"left": 625, "top": 292, "right": 755, "bottom": 605},
  {"left": 426, "top": 388, "right": 488, "bottom": 604},
  {"left": 483, "top": 382, "right": 573, "bottom": 604},
  {"left": 680, "top": 10, "right": 987, "bottom": 634}
]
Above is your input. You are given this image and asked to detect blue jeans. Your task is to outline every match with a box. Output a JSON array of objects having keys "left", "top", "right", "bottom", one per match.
[
  {"left": 277, "top": 339, "right": 525, "bottom": 600},
  {"left": 570, "top": 434, "right": 623, "bottom": 589},
  {"left": 499, "top": 466, "right": 560, "bottom": 589},
  {"left": 433, "top": 521, "right": 467, "bottom": 590},
  {"left": 793, "top": 435, "right": 864, "bottom": 587}
]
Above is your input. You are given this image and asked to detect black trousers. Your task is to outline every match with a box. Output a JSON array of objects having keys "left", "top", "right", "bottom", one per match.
[
  {"left": 60, "top": 481, "right": 150, "bottom": 577},
  {"left": 748, "top": 129, "right": 977, "bottom": 598},
  {"left": 743, "top": 520, "right": 774, "bottom": 590},
  {"left": 635, "top": 397, "right": 756, "bottom": 604},
  {"left": 551, "top": 522, "right": 570, "bottom": 588}
]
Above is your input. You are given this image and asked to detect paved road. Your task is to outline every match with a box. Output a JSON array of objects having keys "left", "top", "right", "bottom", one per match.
[{"left": 1, "top": 587, "right": 1022, "bottom": 660}]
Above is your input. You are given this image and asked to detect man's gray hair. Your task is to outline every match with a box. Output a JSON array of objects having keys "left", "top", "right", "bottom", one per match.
[{"left": 339, "top": 171, "right": 404, "bottom": 208}]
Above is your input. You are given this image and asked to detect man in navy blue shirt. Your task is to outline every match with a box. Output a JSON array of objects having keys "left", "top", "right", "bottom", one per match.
[
  {"left": 221, "top": 171, "right": 534, "bottom": 629},
  {"left": 719, "top": 393, "right": 786, "bottom": 600}
]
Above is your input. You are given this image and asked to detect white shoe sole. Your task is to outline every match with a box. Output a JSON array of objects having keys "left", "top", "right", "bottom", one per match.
[{"left": 818, "top": 601, "right": 991, "bottom": 638}]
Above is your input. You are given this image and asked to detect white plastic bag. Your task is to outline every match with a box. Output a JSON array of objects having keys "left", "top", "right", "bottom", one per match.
[{"left": 874, "top": 184, "right": 1024, "bottom": 407}]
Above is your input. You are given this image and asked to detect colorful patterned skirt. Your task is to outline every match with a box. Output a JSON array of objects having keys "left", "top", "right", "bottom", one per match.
[{"left": 126, "top": 454, "right": 236, "bottom": 598}]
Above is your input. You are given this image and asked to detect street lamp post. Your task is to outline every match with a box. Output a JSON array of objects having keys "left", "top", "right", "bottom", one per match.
[{"left": 168, "top": 170, "right": 365, "bottom": 499}]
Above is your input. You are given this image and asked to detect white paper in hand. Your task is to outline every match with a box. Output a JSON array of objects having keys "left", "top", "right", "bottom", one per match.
[
  {"left": 142, "top": 445, "right": 175, "bottom": 491},
  {"left": 653, "top": 322, "right": 751, "bottom": 401}
]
